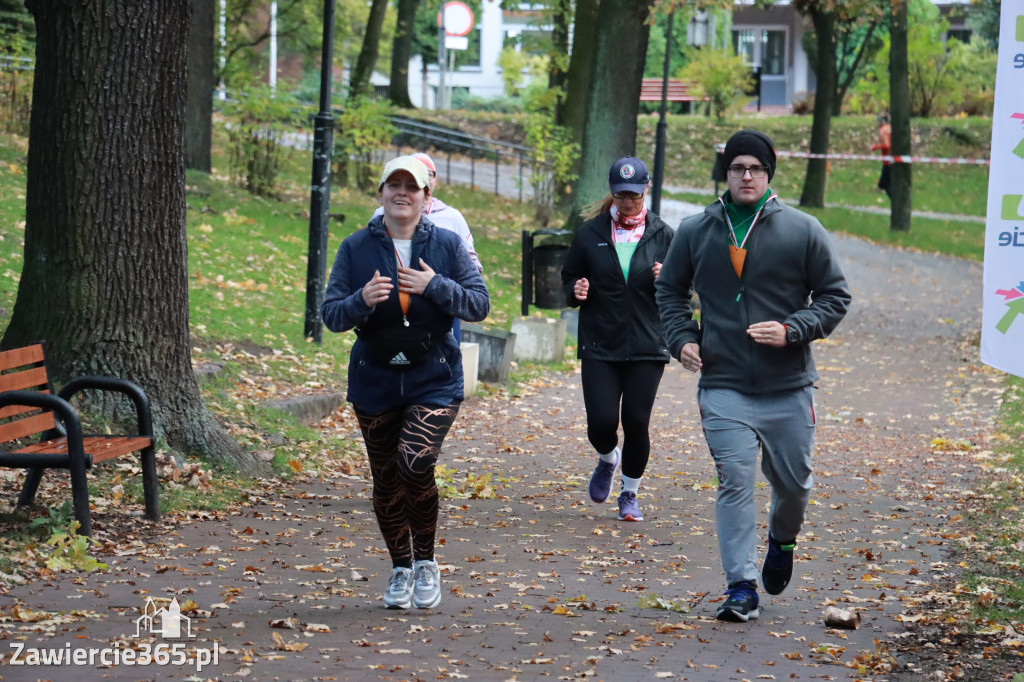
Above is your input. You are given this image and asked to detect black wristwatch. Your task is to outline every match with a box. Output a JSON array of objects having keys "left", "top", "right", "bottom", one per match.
[{"left": 785, "top": 324, "right": 800, "bottom": 346}]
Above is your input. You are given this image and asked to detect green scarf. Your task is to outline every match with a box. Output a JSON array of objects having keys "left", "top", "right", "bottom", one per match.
[{"left": 722, "top": 188, "right": 771, "bottom": 246}]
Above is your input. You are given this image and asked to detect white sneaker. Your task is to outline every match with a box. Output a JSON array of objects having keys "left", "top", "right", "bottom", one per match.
[
  {"left": 412, "top": 559, "right": 442, "bottom": 609},
  {"left": 383, "top": 567, "right": 414, "bottom": 609}
]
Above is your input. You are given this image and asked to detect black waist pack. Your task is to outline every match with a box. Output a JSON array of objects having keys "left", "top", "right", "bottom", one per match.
[{"left": 358, "top": 325, "right": 448, "bottom": 369}]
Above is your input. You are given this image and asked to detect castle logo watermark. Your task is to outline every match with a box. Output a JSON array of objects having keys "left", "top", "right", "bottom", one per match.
[{"left": 6, "top": 597, "right": 220, "bottom": 672}]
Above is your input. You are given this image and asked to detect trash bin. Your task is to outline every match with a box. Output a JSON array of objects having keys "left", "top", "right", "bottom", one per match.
[
  {"left": 711, "top": 142, "right": 727, "bottom": 193},
  {"left": 533, "top": 242, "right": 568, "bottom": 308},
  {"left": 711, "top": 143, "right": 727, "bottom": 182},
  {"left": 521, "top": 229, "right": 572, "bottom": 315}
]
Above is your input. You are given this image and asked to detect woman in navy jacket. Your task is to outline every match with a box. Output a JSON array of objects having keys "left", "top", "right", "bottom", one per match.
[
  {"left": 561, "top": 157, "right": 673, "bottom": 522},
  {"left": 322, "top": 156, "right": 489, "bottom": 610}
]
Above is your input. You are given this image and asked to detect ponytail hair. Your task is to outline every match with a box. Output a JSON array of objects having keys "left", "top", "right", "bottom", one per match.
[{"left": 579, "top": 194, "right": 614, "bottom": 221}]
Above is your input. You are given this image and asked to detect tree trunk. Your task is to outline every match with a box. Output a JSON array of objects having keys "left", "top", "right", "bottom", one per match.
[
  {"left": 565, "top": 0, "right": 652, "bottom": 232},
  {"left": 559, "top": 0, "right": 598, "bottom": 133},
  {"left": 889, "top": 0, "right": 911, "bottom": 231},
  {"left": 557, "top": 0, "right": 599, "bottom": 221},
  {"left": 4, "top": 0, "right": 265, "bottom": 475},
  {"left": 349, "top": 0, "right": 388, "bottom": 100},
  {"left": 388, "top": 0, "right": 419, "bottom": 109},
  {"left": 549, "top": 0, "right": 571, "bottom": 108},
  {"left": 799, "top": 7, "right": 836, "bottom": 208},
  {"left": 186, "top": 0, "right": 215, "bottom": 172}
]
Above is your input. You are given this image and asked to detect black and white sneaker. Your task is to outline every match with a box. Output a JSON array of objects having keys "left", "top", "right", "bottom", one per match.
[
  {"left": 716, "top": 580, "right": 760, "bottom": 622},
  {"left": 762, "top": 535, "right": 796, "bottom": 595}
]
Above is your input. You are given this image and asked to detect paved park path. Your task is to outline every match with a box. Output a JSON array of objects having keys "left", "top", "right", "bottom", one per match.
[{"left": 0, "top": 231, "right": 1003, "bottom": 681}]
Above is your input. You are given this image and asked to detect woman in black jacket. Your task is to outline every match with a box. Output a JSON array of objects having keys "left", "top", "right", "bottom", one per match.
[{"left": 561, "top": 157, "right": 674, "bottom": 522}]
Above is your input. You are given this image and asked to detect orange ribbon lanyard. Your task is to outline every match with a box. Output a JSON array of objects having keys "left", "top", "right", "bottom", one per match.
[
  {"left": 720, "top": 194, "right": 776, "bottom": 279},
  {"left": 388, "top": 231, "right": 411, "bottom": 327}
]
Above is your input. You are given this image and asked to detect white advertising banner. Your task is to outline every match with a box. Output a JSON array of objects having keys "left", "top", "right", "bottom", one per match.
[{"left": 982, "top": 4, "right": 1024, "bottom": 378}]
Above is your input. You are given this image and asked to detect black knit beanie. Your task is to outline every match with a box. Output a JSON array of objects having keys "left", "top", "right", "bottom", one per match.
[{"left": 723, "top": 130, "right": 777, "bottom": 181}]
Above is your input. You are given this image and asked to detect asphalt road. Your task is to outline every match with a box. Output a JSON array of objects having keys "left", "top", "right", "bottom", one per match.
[{"left": 0, "top": 230, "right": 1000, "bottom": 681}]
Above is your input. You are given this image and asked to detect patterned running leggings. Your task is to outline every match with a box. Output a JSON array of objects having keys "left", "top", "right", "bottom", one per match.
[{"left": 353, "top": 403, "right": 460, "bottom": 568}]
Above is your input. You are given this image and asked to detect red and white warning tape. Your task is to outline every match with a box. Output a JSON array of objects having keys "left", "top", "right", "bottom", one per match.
[{"left": 773, "top": 149, "right": 989, "bottom": 165}]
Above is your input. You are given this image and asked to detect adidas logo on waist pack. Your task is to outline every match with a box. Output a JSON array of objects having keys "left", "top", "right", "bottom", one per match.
[{"left": 389, "top": 352, "right": 411, "bottom": 366}]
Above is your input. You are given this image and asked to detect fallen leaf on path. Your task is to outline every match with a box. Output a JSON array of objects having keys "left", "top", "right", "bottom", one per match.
[{"left": 272, "top": 631, "right": 308, "bottom": 651}]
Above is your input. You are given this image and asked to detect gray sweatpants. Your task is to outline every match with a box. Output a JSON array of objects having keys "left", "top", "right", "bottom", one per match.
[{"left": 697, "top": 386, "right": 816, "bottom": 586}]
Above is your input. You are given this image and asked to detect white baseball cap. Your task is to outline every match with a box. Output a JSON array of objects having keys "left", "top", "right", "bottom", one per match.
[{"left": 379, "top": 155, "right": 430, "bottom": 190}]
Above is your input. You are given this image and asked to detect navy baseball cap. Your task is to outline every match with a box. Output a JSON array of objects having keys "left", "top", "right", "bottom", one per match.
[{"left": 608, "top": 157, "right": 650, "bottom": 194}]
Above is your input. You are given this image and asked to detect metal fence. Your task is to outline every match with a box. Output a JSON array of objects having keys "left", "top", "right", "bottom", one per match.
[{"left": 389, "top": 116, "right": 547, "bottom": 205}]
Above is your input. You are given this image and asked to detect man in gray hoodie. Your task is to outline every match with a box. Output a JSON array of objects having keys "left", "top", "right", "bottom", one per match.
[{"left": 656, "top": 129, "right": 851, "bottom": 623}]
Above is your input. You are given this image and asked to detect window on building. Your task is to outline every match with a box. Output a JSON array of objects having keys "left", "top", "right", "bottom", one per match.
[
  {"left": 761, "top": 30, "right": 785, "bottom": 75},
  {"left": 733, "top": 29, "right": 756, "bottom": 65},
  {"left": 947, "top": 28, "right": 972, "bottom": 44}
]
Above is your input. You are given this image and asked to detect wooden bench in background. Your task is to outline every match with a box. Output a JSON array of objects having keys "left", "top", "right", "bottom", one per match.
[
  {"left": 639, "top": 78, "right": 704, "bottom": 103},
  {"left": 0, "top": 344, "right": 160, "bottom": 536}
]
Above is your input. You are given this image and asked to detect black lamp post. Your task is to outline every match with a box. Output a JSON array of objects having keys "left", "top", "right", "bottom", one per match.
[
  {"left": 304, "top": 0, "right": 337, "bottom": 343},
  {"left": 651, "top": 9, "right": 675, "bottom": 216}
]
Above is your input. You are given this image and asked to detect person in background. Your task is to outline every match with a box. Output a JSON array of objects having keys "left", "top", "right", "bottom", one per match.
[
  {"left": 872, "top": 112, "right": 892, "bottom": 199},
  {"left": 322, "top": 155, "right": 490, "bottom": 610},
  {"left": 656, "top": 130, "right": 851, "bottom": 623},
  {"left": 561, "top": 157, "right": 674, "bottom": 523},
  {"left": 373, "top": 152, "right": 482, "bottom": 342}
]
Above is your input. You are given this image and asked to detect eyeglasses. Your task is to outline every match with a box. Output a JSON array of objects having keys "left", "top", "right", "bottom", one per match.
[
  {"left": 427, "top": 171, "right": 436, "bottom": 178},
  {"left": 612, "top": 191, "right": 644, "bottom": 201},
  {"left": 727, "top": 165, "right": 768, "bottom": 178}
]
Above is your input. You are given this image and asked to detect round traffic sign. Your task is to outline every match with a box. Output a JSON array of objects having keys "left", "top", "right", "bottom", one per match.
[{"left": 437, "top": 1, "right": 474, "bottom": 37}]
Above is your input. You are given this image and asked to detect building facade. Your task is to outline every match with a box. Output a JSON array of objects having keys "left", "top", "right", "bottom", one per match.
[{"left": 373, "top": 1, "right": 976, "bottom": 111}]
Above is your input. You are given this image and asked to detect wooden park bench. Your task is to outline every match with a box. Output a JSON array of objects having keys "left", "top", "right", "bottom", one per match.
[
  {"left": 0, "top": 343, "right": 160, "bottom": 536},
  {"left": 639, "top": 78, "right": 704, "bottom": 103}
]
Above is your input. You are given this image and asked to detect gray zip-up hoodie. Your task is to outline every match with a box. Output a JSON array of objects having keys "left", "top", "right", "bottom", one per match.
[{"left": 656, "top": 195, "right": 851, "bottom": 394}]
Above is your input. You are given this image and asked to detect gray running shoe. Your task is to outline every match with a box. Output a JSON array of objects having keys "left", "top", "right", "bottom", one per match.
[
  {"left": 383, "top": 567, "right": 414, "bottom": 609},
  {"left": 412, "top": 559, "right": 442, "bottom": 609}
]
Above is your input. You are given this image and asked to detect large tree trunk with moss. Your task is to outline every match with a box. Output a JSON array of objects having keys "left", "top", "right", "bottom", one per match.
[
  {"left": 557, "top": 0, "right": 599, "bottom": 221},
  {"left": 799, "top": 6, "right": 837, "bottom": 208},
  {"left": 889, "top": 0, "right": 912, "bottom": 232},
  {"left": 349, "top": 0, "right": 388, "bottom": 100},
  {"left": 548, "top": 0, "right": 571, "bottom": 105},
  {"left": 565, "top": 0, "right": 652, "bottom": 232},
  {"left": 388, "top": 0, "right": 419, "bottom": 109},
  {"left": 2, "top": 0, "right": 265, "bottom": 475},
  {"left": 186, "top": 0, "right": 215, "bottom": 172}
]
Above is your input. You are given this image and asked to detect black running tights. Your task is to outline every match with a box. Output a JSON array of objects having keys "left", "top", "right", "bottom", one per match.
[
  {"left": 580, "top": 359, "right": 664, "bottom": 479},
  {"left": 353, "top": 403, "right": 459, "bottom": 568}
]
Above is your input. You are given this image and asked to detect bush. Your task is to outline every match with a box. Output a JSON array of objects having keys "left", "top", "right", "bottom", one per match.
[
  {"left": 677, "top": 49, "right": 754, "bottom": 120},
  {"left": 791, "top": 93, "right": 814, "bottom": 116},
  {"left": 0, "top": 30, "right": 33, "bottom": 135},
  {"left": 334, "top": 97, "right": 396, "bottom": 193},
  {"left": 847, "top": 0, "right": 996, "bottom": 117},
  {"left": 450, "top": 90, "right": 524, "bottom": 113},
  {"left": 222, "top": 84, "right": 303, "bottom": 198}
]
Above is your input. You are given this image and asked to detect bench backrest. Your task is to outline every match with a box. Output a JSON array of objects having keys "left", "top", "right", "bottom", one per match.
[
  {"left": 0, "top": 344, "right": 56, "bottom": 444},
  {"left": 639, "top": 78, "right": 699, "bottom": 102}
]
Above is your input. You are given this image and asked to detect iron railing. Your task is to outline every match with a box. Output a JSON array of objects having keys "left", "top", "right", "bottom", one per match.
[{"left": 389, "top": 115, "right": 547, "bottom": 204}]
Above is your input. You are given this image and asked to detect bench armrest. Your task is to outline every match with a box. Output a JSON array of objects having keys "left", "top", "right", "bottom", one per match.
[
  {"left": 0, "top": 390, "right": 85, "bottom": 455},
  {"left": 57, "top": 376, "right": 154, "bottom": 439}
]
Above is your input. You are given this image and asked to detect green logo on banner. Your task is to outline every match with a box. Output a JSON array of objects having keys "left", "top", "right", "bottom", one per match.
[
  {"left": 995, "top": 283, "right": 1024, "bottom": 334},
  {"left": 1018, "top": 15, "right": 1024, "bottom": 41},
  {"left": 1002, "top": 194, "right": 1024, "bottom": 219}
]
